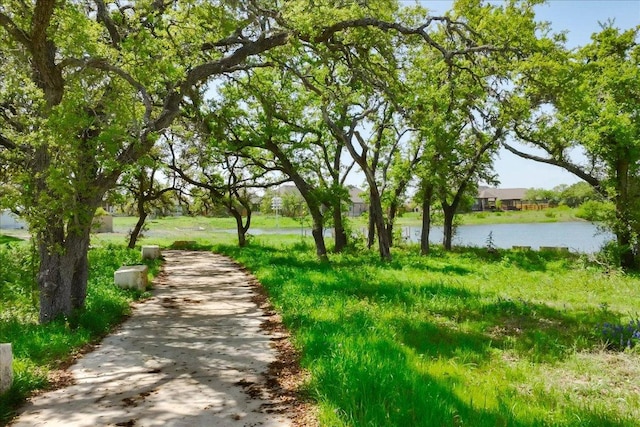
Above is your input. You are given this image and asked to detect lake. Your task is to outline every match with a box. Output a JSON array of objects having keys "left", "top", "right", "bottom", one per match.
[
  {"left": 250, "top": 221, "right": 614, "bottom": 253},
  {"left": 397, "top": 222, "right": 614, "bottom": 253}
]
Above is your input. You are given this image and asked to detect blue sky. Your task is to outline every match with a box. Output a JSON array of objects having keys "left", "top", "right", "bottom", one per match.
[{"left": 419, "top": 0, "right": 640, "bottom": 189}]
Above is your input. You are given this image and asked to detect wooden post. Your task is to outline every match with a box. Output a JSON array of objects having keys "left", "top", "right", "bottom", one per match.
[{"left": 0, "top": 343, "right": 12, "bottom": 393}]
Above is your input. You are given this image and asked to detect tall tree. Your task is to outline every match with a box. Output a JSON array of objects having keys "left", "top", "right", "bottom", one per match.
[
  {"left": 402, "top": 0, "right": 544, "bottom": 252},
  {"left": 165, "top": 120, "right": 280, "bottom": 248},
  {"left": 506, "top": 24, "right": 640, "bottom": 268},
  {"left": 117, "top": 159, "right": 178, "bottom": 249},
  {"left": 0, "top": 1, "right": 292, "bottom": 322},
  {"left": 219, "top": 68, "right": 335, "bottom": 259}
]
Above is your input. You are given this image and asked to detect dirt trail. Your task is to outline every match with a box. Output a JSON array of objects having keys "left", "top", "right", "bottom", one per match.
[{"left": 11, "top": 251, "right": 295, "bottom": 427}]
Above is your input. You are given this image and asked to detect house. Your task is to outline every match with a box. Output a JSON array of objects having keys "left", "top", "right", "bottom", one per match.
[
  {"left": 347, "top": 186, "right": 368, "bottom": 217},
  {"left": 269, "top": 184, "right": 369, "bottom": 217},
  {"left": 473, "top": 187, "right": 528, "bottom": 211},
  {"left": 0, "top": 210, "right": 27, "bottom": 229}
]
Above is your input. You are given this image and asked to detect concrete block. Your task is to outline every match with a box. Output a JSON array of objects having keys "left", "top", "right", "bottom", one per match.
[
  {"left": 512, "top": 246, "right": 531, "bottom": 250},
  {"left": 114, "top": 265, "right": 149, "bottom": 291},
  {"left": 93, "top": 215, "right": 113, "bottom": 233},
  {"left": 141, "top": 245, "right": 161, "bottom": 260},
  {"left": 0, "top": 343, "right": 12, "bottom": 394}
]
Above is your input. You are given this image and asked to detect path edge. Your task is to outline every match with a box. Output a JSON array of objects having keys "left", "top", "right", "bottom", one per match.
[{"left": 218, "top": 253, "right": 320, "bottom": 427}]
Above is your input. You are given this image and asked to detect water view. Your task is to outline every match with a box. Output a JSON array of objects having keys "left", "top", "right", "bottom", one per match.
[
  {"left": 402, "top": 222, "right": 614, "bottom": 253},
  {"left": 251, "top": 221, "right": 614, "bottom": 253}
]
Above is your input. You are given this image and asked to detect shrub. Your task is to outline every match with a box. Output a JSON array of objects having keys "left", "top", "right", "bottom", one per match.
[
  {"left": 576, "top": 200, "right": 614, "bottom": 222},
  {"left": 0, "top": 243, "right": 37, "bottom": 318}
]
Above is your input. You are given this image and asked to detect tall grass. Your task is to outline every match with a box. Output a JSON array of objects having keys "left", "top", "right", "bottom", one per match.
[
  {"left": 216, "top": 242, "right": 640, "bottom": 427},
  {"left": 0, "top": 243, "right": 161, "bottom": 424}
]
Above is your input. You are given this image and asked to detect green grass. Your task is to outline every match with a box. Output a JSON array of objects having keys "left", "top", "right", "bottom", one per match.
[
  {"left": 3, "top": 225, "right": 634, "bottom": 426},
  {"left": 113, "top": 213, "right": 308, "bottom": 231},
  {"left": 107, "top": 208, "right": 582, "bottom": 236},
  {"left": 395, "top": 207, "right": 582, "bottom": 226},
  {"left": 458, "top": 206, "right": 581, "bottom": 225},
  {"left": 0, "top": 235, "right": 22, "bottom": 245},
  {"left": 0, "top": 244, "right": 162, "bottom": 424},
  {"left": 215, "top": 241, "right": 640, "bottom": 427}
]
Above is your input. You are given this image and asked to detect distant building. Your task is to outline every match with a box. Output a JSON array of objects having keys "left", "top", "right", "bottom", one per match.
[
  {"left": 0, "top": 210, "right": 27, "bottom": 229},
  {"left": 270, "top": 184, "right": 369, "bottom": 217},
  {"left": 473, "top": 187, "right": 529, "bottom": 211},
  {"left": 347, "top": 186, "right": 368, "bottom": 217},
  {"left": 273, "top": 184, "right": 301, "bottom": 197}
]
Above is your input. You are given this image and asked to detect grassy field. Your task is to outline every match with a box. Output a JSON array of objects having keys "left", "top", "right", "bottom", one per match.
[
  {"left": 215, "top": 241, "right": 640, "bottom": 427},
  {"left": 396, "top": 207, "right": 582, "bottom": 226},
  {"left": 3, "top": 221, "right": 637, "bottom": 426},
  {"left": 103, "top": 207, "right": 583, "bottom": 241},
  {"left": 0, "top": 208, "right": 585, "bottom": 247},
  {"left": 0, "top": 240, "right": 162, "bottom": 424}
]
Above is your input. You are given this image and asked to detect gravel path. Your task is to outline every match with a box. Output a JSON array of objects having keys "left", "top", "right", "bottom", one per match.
[{"left": 11, "top": 251, "right": 293, "bottom": 427}]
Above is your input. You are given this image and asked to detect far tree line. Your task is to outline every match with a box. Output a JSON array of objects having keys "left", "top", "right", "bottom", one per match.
[
  {"left": 0, "top": 0, "right": 638, "bottom": 323},
  {"left": 107, "top": 180, "right": 607, "bottom": 242}
]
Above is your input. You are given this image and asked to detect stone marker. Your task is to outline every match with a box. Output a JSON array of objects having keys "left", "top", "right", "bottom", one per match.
[
  {"left": 114, "top": 265, "right": 149, "bottom": 291},
  {"left": 92, "top": 214, "right": 113, "bottom": 233},
  {"left": 0, "top": 343, "right": 12, "bottom": 394},
  {"left": 141, "top": 245, "right": 161, "bottom": 260},
  {"left": 512, "top": 246, "right": 531, "bottom": 250}
]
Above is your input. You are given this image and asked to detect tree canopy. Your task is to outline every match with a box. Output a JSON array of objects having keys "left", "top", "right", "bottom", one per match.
[{"left": 1, "top": 0, "right": 638, "bottom": 322}]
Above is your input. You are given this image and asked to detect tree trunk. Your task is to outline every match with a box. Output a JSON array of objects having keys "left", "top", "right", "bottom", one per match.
[
  {"left": 367, "top": 203, "right": 375, "bottom": 249},
  {"left": 442, "top": 204, "right": 455, "bottom": 251},
  {"left": 332, "top": 202, "right": 348, "bottom": 253},
  {"left": 38, "top": 220, "right": 92, "bottom": 323},
  {"left": 420, "top": 185, "right": 433, "bottom": 255},
  {"left": 616, "top": 228, "right": 635, "bottom": 270},
  {"left": 614, "top": 159, "right": 636, "bottom": 269},
  {"left": 386, "top": 200, "right": 399, "bottom": 247},
  {"left": 369, "top": 188, "right": 391, "bottom": 261},
  {"left": 309, "top": 209, "right": 328, "bottom": 261},
  {"left": 127, "top": 211, "right": 148, "bottom": 249},
  {"left": 230, "top": 208, "right": 248, "bottom": 247},
  {"left": 262, "top": 140, "right": 326, "bottom": 260},
  {"left": 386, "top": 222, "right": 394, "bottom": 247}
]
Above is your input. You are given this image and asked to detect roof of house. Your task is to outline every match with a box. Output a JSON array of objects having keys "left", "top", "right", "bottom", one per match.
[
  {"left": 274, "top": 184, "right": 301, "bottom": 196},
  {"left": 477, "top": 187, "right": 528, "bottom": 201},
  {"left": 348, "top": 186, "right": 366, "bottom": 204}
]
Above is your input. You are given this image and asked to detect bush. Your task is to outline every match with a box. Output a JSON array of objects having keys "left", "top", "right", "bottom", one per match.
[
  {"left": 0, "top": 243, "right": 37, "bottom": 318},
  {"left": 576, "top": 200, "right": 614, "bottom": 222}
]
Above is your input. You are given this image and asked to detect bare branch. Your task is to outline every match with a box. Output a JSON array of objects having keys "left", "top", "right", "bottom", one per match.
[
  {"left": 185, "top": 32, "right": 289, "bottom": 87},
  {"left": 502, "top": 142, "right": 604, "bottom": 195},
  {"left": 307, "top": 17, "right": 496, "bottom": 62}
]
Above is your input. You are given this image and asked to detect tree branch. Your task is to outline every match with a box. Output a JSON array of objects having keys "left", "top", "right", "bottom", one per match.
[
  {"left": 0, "top": 11, "right": 31, "bottom": 46},
  {"left": 0, "top": 132, "right": 18, "bottom": 150},
  {"left": 502, "top": 142, "right": 604, "bottom": 195},
  {"left": 94, "top": 0, "right": 122, "bottom": 48},
  {"left": 61, "top": 57, "right": 154, "bottom": 123}
]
